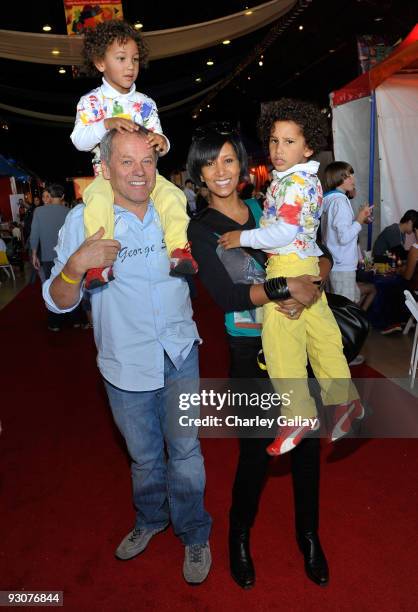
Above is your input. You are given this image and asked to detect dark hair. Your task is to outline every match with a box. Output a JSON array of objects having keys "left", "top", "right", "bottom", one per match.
[
  {"left": 82, "top": 19, "right": 149, "bottom": 77},
  {"left": 100, "top": 124, "right": 153, "bottom": 165},
  {"left": 187, "top": 122, "right": 248, "bottom": 187},
  {"left": 258, "top": 98, "right": 328, "bottom": 154},
  {"left": 400, "top": 209, "right": 418, "bottom": 225},
  {"left": 240, "top": 183, "right": 255, "bottom": 199},
  {"left": 47, "top": 183, "right": 65, "bottom": 199},
  {"left": 323, "top": 161, "right": 354, "bottom": 192}
]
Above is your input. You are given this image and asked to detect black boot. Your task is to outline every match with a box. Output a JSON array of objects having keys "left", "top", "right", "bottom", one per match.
[
  {"left": 229, "top": 527, "right": 255, "bottom": 589},
  {"left": 297, "top": 531, "right": 329, "bottom": 586}
]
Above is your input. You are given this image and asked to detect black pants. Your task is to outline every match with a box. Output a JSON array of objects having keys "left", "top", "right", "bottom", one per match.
[{"left": 228, "top": 335, "right": 320, "bottom": 534}]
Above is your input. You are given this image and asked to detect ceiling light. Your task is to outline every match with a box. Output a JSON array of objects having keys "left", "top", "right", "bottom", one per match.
[
  {"left": 247, "top": 76, "right": 251, "bottom": 80},
  {"left": 195, "top": 77, "right": 202, "bottom": 82},
  {"left": 58, "top": 67, "right": 66, "bottom": 74},
  {"left": 374, "top": 17, "right": 383, "bottom": 22},
  {"left": 134, "top": 21, "right": 143, "bottom": 29},
  {"left": 42, "top": 24, "right": 52, "bottom": 32},
  {"left": 192, "top": 114, "right": 198, "bottom": 119},
  {"left": 222, "top": 39, "right": 231, "bottom": 45},
  {"left": 51, "top": 49, "right": 60, "bottom": 55},
  {"left": 299, "top": 25, "right": 304, "bottom": 30},
  {"left": 206, "top": 60, "right": 214, "bottom": 66},
  {"left": 207, "top": 104, "right": 210, "bottom": 108},
  {"left": 329, "top": 49, "right": 335, "bottom": 53},
  {"left": 258, "top": 60, "right": 263, "bottom": 67}
]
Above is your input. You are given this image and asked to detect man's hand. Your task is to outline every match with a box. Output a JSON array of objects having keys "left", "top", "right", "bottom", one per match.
[
  {"left": 66, "top": 227, "right": 120, "bottom": 279},
  {"left": 275, "top": 297, "right": 305, "bottom": 319},
  {"left": 287, "top": 275, "right": 321, "bottom": 307},
  {"left": 104, "top": 117, "right": 138, "bottom": 134},
  {"left": 146, "top": 132, "right": 168, "bottom": 154},
  {"left": 32, "top": 252, "right": 40, "bottom": 270},
  {"left": 218, "top": 231, "right": 242, "bottom": 250}
]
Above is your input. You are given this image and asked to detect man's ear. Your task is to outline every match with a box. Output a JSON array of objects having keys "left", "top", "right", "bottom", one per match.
[{"left": 102, "top": 161, "right": 111, "bottom": 180}]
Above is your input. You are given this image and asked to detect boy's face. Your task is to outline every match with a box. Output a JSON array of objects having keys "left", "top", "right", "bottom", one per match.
[
  {"left": 269, "top": 120, "right": 313, "bottom": 172},
  {"left": 340, "top": 173, "right": 355, "bottom": 194},
  {"left": 95, "top": 38, "right": 140, "bottom": 94}
]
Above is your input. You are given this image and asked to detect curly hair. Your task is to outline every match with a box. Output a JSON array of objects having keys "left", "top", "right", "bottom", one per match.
[
  {"left": 257, "top": 98, "right": 328, "bottom": 154},
  {"left": 81, "top": 19, "right": 149, "bottom": 76}
]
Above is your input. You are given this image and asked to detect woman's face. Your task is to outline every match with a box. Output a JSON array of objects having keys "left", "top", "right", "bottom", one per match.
[
  {"left": 42, "top": 190, "right": 51, "bottom": 205},
  {"left": 200, "top": 142, "right": 241, "bottom": 199}
]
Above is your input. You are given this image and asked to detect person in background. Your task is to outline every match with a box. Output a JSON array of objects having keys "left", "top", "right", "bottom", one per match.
[
  {"left": 30, "top": 183, "right": 70, "bottom": 331},
  {"left": 11, "top": 222, "right": 22, "bottom": 242},
  {"left": 372, "top": 210, "right": 418, "bottom": 262},
  {"left": 240, "top": 182, "right": 261, "bottom": 211},
  {"left": 195, "top": 185, "right": 210, "bottom": 214},
  {"left": 401, "top": 217, "right": 418, "bottom": 292},
  {"left": 321, "top": 161, "right": 372, "bottom": 359},
  {"left": 184, "top": 179, "right": 197, "bottom": 216},
  {"left": 41, "top": 188, "right": 52, "bottom": 205}
]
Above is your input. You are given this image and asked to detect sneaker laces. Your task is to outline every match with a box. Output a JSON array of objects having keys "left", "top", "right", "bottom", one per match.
[
  {"left": 129, "top": 528, "right": 142, "bottom": 542},
  {"left": 188, "top": 544, "right": 204, "bottom": 563}
]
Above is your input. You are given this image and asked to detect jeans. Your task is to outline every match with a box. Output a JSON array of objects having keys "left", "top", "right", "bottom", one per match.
[{"left": 104, "top": 345, "right": 212, "bottom": 545}]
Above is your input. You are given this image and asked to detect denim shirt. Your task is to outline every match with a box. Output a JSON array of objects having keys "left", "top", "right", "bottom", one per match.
[{"left": 43, "top": 202, "right": 199, "bottom": 391}]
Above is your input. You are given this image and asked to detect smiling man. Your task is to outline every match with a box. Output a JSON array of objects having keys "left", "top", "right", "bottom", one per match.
[{"left": 43, "top": 127, "right": 212, "bottom": 584}]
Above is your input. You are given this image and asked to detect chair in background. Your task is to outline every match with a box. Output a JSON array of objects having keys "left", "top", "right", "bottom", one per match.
[
  {"left": 0, "top": 249, "right": 16, "bottom": 282},
  {"left": 403, "top": 290, "right": 418, "bottom": 335},
  {"left": 403, "top": 290, "right": 418, "bottom": 388}
]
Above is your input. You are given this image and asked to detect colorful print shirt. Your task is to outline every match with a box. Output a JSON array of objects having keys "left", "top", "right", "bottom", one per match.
[
  {"left": 70, "top": 78, "right": 169, "bottom": 172},
  {"left": 240, "top": 160, "right": 323, "bottom": 259}
]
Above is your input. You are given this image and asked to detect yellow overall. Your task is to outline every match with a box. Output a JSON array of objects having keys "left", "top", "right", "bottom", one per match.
[{"left": 262, "top": 253, "right": 358, "bottom": 420}]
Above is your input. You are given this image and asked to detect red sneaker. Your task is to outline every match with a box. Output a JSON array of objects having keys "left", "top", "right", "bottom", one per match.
[
  {"left": 85, "top": 266, "right": 115, "bottom": 290},
  {"left": 267, "top": 421, "right": 319, "bottom": 456},
  {"left": 330, "top": 399, "right": 365, "bottom": 442},
  {"left": 170, "top": 244, "right": 198, "bottom": 277}
]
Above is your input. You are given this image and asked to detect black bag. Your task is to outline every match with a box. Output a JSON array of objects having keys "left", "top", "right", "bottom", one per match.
[{"left": 325, "top": 292, "right": 369, "bottom": 363}]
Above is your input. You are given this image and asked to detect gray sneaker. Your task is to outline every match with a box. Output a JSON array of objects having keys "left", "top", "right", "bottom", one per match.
[
  {"left": 115, "top": 524, "right": 168, "bottom": 560},
  {"left": 183, "top": 542, "right": 212, "bottom": 584}
]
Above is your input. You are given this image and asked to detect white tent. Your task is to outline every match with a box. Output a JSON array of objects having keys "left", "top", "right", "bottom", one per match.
[{"left": 330, "top": 25, "right": 418, "bottom": 248}]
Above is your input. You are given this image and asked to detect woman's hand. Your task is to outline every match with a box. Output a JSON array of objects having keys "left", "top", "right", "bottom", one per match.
[
  {"left": 218, "top": 231, "right": 242, "bottom": 249},
  {"left": 287, "top": 275, "right": 321, "bottom": 307},
  {"left": 275, "top": 297, "right": 305, "bottom": 319}
]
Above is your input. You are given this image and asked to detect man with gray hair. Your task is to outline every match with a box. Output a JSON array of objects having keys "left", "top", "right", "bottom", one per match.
[{"left": 43, "top": 126, "right": 212, "bottom": 584}]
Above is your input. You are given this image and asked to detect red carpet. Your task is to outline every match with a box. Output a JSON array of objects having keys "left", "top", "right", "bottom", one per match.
[{"left": 1, "top": 282, "right": 418, "bottom": 611}]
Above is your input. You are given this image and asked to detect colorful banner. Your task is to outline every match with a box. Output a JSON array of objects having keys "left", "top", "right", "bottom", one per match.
[
  {"left": 64, "top": 1, "right": 123, "bottom": 36},
  {"left": 357, "top": 35, "right": 392, "bottom": 74}
]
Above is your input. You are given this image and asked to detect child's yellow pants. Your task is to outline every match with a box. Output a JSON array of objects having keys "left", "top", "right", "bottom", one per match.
[
  {"left": 262, "top": 254, "right": 358, "bottom": 420},
  {"left": 83, "top": 173, "right": 188, "bottom": 255}
]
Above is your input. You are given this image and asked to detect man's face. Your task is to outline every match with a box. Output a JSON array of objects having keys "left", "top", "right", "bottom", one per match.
[{"left": 102, "top": 132, "right": 157, "bottom": 210}]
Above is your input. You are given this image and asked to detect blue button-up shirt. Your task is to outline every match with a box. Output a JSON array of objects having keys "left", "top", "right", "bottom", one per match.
[{"left": 43, "top": 202, "right": 199, "bottom": 391}]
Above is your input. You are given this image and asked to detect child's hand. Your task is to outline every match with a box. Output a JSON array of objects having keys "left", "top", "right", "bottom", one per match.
[
  {"left": 356, "top": 204, "right": 372, "bottom": 224},
  {"left": 218, "top": 231, "right": 242, "bottom": 249},
  {"left": 104, "top": 117, "right": 138, "bottom": 133},
  {"left": 146, "top": 133, "right": 168, "bottom": 154}
]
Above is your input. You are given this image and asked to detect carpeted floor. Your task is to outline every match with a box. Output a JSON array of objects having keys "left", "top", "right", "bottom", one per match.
[{"left": 1, "top": 282, "right": 417, "bottom": 611}]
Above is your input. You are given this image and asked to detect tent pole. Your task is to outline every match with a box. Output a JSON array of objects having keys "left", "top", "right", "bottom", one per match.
[{"left": 367, "top": 90, "right": 376, "bottom": 250}]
